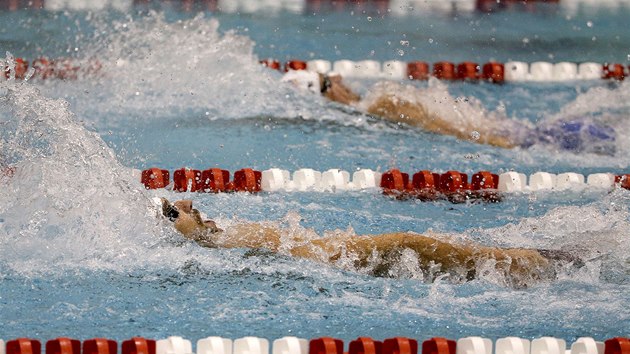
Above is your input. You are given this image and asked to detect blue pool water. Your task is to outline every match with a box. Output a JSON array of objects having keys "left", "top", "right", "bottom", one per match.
[{"left": 1, "top": 1, "right": 630, "bottom": 344}]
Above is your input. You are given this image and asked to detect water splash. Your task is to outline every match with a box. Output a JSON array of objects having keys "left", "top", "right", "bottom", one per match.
[
  {"left": 1, "top": 73, "right": 629, "bottom": 288},
  {"left": 469, "top": 189, "right": 630, "bottom": 284},
  {"left": 42, "top": 12, "right": 335, "bottom": 125},
  {"left": 550, "top": 80, "right": 630, "bottom": 156},
  {"left": 0, "top": 76, "right": 170, "bottom": 274},
  {"left": 29, "top": 11, "right": 629, "bottom": 167},
  {"left": 358, "top": 79, "right": 532, "bottom": 144}
]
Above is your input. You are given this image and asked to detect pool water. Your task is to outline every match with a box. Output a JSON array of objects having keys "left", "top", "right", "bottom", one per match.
[{"left": 1, "top": 1, "right": 630, "bottom": 344}]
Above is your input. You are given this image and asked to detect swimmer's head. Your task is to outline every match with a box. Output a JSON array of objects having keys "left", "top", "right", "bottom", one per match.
[
  {"left": 161, "top": 198, "right": 180, "bottom": 221},
  {"left": 174, "top": 200, "right": 193, "bottom": 214},
  {"left": 281, "top": 70, "right": 321, "bottom": 94}
]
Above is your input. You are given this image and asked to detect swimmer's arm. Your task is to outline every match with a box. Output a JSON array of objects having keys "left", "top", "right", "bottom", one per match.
[
  {"left": 342, "top": 233, "right": 552, "bottom": 282},
  {"left": 366, "top": 95, "right": 518, "bottom": 149},
  {"left": 211, "top": 224, "right": 538, "bottom": 271},
  {"left": 212, "top": 223, "right": 338, "bottom": 262},
  {"left": 213, "top": 223, "right": 284, "bottom": 252},
  {"left": 342, "top": 232, "right": 476, "bottom": 270},
  {"left": 169, "top": 207, "right": 554, "bottom": 285},
  {"left": 323, "top": 76, "right": 361, "bottom": 105}
]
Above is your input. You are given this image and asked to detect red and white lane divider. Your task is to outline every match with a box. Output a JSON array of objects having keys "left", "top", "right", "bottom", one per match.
[
  {"left": 8, "top": 0, "right": 627, "bottom": 14},
  {"left": 2, "top": 336, "right": 629, "bottom": 354},
  {"left": 1, "top": 57, "right": 101, "bottom": 81},
  {"left": 44, "top": 0, "right": 129, "bottom": 11},
  {"left": 3, "top": 0, "right": 428, "bottom": 14},
  {"left": 137, "top": 167, "right": 630, "bottom": 202},
  {"left": 4, "top": 56, "right": 625, "bottom": 83},
  {"left": 262, "top": 58, "right": 629, "bottom": 83}
]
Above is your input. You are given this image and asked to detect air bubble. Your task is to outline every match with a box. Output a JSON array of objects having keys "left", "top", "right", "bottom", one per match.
[{"left": 470, "top": 131, "right": 480, "bottom": 140}]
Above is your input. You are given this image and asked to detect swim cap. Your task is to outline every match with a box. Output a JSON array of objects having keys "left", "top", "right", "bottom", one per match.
[{"left": 281, "top": 70, "right": 321, "bottom": 94}]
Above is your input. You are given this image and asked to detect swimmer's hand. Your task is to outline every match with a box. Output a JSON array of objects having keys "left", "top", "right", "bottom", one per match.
[
  {"left": 537, "top": 248, "right": 585, "bottom": 269},
  {"left": 204, "top": 220, "right": 222, "bottom": 233}
]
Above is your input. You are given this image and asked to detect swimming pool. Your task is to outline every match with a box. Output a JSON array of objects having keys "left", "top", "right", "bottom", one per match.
[{"left": 1, "top": 0, "right": 629, "bottom": 344}]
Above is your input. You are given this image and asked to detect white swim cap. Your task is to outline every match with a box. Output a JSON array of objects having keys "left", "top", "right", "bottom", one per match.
[{"left": 281, "top": 70, "right": 320, "bottom": 94}]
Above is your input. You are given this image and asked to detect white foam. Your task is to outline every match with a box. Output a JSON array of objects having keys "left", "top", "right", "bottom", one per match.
[
  {"left": 474, "top": 196, "right": 630, "bottom": 276},
  {"left": 48, "top": 14, "right": 339, "bottom": 126},
  {"left": 0, "top": 78, "right": 175, "bottom": 275},
  {"left": 357, "top": 79, "right": 530, "bottom": 146}
]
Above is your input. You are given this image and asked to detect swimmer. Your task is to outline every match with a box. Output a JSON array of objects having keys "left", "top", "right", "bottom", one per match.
[
  {"left": 162, "top": 199, "right": 222, "bottom": 248},
  {"left": 281, "top": 70, "right": 616, "bottom": 154},
  {"left": 161, "top": 198, "right": 583, "bottom": 288}
]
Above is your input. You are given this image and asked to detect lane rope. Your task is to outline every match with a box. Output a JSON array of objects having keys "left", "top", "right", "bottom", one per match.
[
  {"left": 4, "top": 57, "right": 626, "bottom": 83},
  {"left": 6, "top": 0, "right": 630, "bottom": 13},
  {"left": 136, "top": 167, "right": 630, "bottom": 202},
  {"left": 264, "top": 59, "right": 628, "bottom": 83},
  {"left": 3, "top": 336, "right": 629, "bottom": 354}
]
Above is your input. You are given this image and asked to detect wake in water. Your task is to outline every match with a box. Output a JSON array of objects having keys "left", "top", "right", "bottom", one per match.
[
  {"left": 2, "top": 75, "right": 629, "bottom": 287},
  {"left": 161, "top": 192, "right": 630, "bottom": 289},
  {"left": 550, "top": 80, "right": 630, "bottom": 155},
  {"left": 0, "top": 76, "right": 169, "bottom": 274},
  {"left": 2, "top": 9, "right": 629, "bottom": 286},
  {"left": 163, "top": 197, "right": 592, "bottom": 289},
  {"left": 30, "top": 11, "right": 628, "bottom": 164},
  {"left": 353, "top": 79, "right": 624, "bottom": 156},
  {"left": 39, "top": 12, "right": 335, "bottom": 124}
]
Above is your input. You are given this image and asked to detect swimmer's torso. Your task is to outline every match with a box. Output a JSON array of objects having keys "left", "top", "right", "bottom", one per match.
[
  {"left": 182, "top": 217, "right": 554, "bottom": 287},
  {"left": 162, "top": 198, "right": 569, "bottom": 288}
]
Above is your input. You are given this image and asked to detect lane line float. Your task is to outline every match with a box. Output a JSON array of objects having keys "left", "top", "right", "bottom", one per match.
[
  {"left": 3, "top": 336, "right": 630, "bottom": 354},
  {"left": 3, "top": 57, "right": 626, "bottom": 83},
  {"left": 265, "top": 59, "right": 628, "bottom": 83},
  {"left": 137, "top": 167, "right": 630, "bottom": 204}
]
